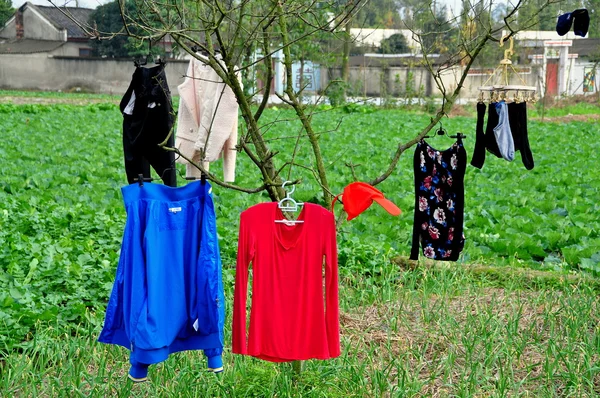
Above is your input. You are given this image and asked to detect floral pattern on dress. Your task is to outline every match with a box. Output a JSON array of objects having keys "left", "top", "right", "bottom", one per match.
[
  {"left": 428, "top": 225, "right": 440, "bottom": 239},
  {"left": 418, "top": 197, "right": 428, "bottom": 212},
  {"left": 451, "top": 153, "right": 458, "bottom": 170},
  {"left": 423, "top": 245, "right": 435, "bottom": 258},
  {"left": 411, "top": 139, "right": 466, "bottom": 261},
  {"left": 433, "top": 208, "right": 446, "bottom": 224}
]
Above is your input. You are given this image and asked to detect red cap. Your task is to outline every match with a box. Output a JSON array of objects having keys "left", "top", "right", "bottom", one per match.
[{"left": 331, "top": 182, "right": 401, "bottom": 221}]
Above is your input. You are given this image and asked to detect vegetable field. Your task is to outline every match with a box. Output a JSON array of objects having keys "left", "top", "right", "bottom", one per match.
[{"left": 1, "top": 95, "right": 599, "bottom": 396}]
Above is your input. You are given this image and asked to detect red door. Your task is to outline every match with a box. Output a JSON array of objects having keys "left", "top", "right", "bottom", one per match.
[{"left": 546, "top": 60, "right": 558, "bottom": 96}]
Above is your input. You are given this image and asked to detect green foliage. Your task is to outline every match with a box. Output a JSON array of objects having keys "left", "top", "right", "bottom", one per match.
[
  {"left": 0, "top": 0, "right": 13, "bottom": 27},
  {"left": 88, "top": 1, "right": 130, "bottom": 58},
  {"left": 0, "top": 103, "right": 124, "bottom": 349},
  {"left": 379, "top": 33, "right": 410, "bottom": 54},
  {"left": 586, "top": 0, "right": 600, "bottom": 38},
  {"left": 420, "top": 8, "right": 459, "bottom": 55},
  {"left": 340, "top": 102, "right": 378, "bottom": 113},
  {"left": 324, "top": 80, "right": 347, "bottom": 107},
  {"left": 354, "top": 0, "right": 404, "bottom": 29},
  {"left": 88, "top": 0, "right": 164, "bottom": 58}
]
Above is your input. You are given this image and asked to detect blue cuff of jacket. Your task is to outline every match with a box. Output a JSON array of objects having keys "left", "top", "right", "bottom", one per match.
[
  {"left": 207, "top": 355, "right": 223, "bottom": 373},
  {"left": 129, "top": 361, "right": 149, "bottom": 382}
]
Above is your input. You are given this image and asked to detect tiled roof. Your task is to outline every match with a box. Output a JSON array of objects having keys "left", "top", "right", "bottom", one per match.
[
  {"left": 522, "top": 38, "right": 600, "bottom": 59},
  {"left": 0, "top": 38, "right": 64, "bottom": 54},
  {"left": 31, "top": 4, "right": 93, "bottom": 39}
]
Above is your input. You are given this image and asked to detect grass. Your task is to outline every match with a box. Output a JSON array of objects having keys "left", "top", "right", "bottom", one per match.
[
  {"left": 1, "top": 264, "right": 599, "bottom": 396},
  {"left": 0, "top": 91, "right": 599, "bottom": 395},
  {"left": 529, "top": 93, "right": 600, "bottom": 119}
]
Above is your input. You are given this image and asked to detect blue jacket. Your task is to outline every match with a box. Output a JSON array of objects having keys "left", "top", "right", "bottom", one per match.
[{"left": 99, "top": 181, "right": 225, "bottom": 379}]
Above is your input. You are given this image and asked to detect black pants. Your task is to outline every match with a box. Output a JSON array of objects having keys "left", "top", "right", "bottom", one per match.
[{"left": 120, "top": 64, "right": 177, "bottom": 187}]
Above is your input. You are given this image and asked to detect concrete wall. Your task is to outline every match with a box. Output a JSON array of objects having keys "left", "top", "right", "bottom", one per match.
[
  {"left": 0, "top": 53, "right": 566, "bottom": 101},
  {"left": 325, "top": 64, "right": 542, "bottom": 99},
  {"left": 0, "top": 55, "right": 189, "bottom": 95},
  {"left": 23, "top": 7, "right": 65, "bottom": 41},
  {"left": 51, "top": 42, "right": 92, "bottom": 57},
  {"left": 332, "top": 66, "right": 435, "bottom": 97}
]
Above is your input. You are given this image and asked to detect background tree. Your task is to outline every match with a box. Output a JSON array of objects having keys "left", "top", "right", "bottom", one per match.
[
  {"left": 88, "top": 0, "right": 165, "bottom": 58},
  {"left": 0, "top": 0, "right": 14, "bottom": 27},
  {"left": 285, "top": 6, "right": 334, "bottom": 100},
  {"left": 354, "top": 0, "right": 403, "bottom": 28},
  {"left": 584, "top": 0, "right": 600, "bottom": 38},
  {"left": 455, "top": 0, "right": 501, "bottom": 68},
  {"left": 379, "top": 33, "right": 410, "bottom": 53},
  {"left": 88, "top": 1, "right": 132, "bottom": 58},
  {"left": 420, "top": 5, "right": 458, "bottom": 55}
]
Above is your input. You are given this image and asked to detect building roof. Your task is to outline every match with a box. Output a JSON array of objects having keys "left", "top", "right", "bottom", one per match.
[
  {"left": 510, "top": 30, "right": 587, "bottom": 41},
  {"left": 572, "top": 38, "right": 600, "bottom": 58},
  {"left": 0, "top": 38, "right": 64, "bottom": 54},
  {"left": 521, "top": 38, "right": 600, "bottom": 59},
  {"left": 27, "top": 3, "right": 93, "bottom": 39}
]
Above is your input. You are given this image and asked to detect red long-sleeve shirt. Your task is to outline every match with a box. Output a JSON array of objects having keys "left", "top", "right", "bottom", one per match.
[{"left": 232, "top": 202, "right": 340, "bottom": 362}]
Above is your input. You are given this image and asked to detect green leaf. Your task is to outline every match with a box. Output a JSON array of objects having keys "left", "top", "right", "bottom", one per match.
[{"left": 9, "top": 287, "right": 22, "bottom": 300}]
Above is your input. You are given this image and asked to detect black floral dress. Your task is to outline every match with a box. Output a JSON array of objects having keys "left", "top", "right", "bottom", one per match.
[{"left": 410, "top": 138, "right": 466, "bottom": 261}]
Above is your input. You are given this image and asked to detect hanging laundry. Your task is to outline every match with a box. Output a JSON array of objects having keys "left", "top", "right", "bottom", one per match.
[
  {"left": 120, "top": 63, "right": 176, "bottom": 187},
  {"left": 492, "top": 100, "right": 515, "bottom": 162},
  {"left": 232, "top": 202, "right": 340, "bottom": 362},
  {"left": 175, "top": 54, "right": 240, "bottom": 182},
  {"left": 98, "top": 181, "right": 225, "bottom": 382},
  {"left": 471, "top": 101, "right": 534, "bottom": 170},
  {"left": 331, "top": 181, "right": 401, "bottom": 220},
  {"left": 410, "top": 138, "right": 466, "bottom": 261},
  {"left": 556, "top": 9, "right": 589, "bottom": 37}
]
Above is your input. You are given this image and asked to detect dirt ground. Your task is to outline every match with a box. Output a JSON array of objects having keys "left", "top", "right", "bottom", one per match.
[
  {"left": 0, "top": 96, "right": 118, "bottom": 106},
  {"left": 2, "top": 94, "right": 598, "bottom": 123},
  {"left": 534, "top": 113, "right": 600, "bottom": 122}
]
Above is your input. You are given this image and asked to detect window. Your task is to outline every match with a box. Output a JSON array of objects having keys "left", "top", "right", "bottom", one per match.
[{"left": 79, "top": 48, "right": 92, "bottom": 57}]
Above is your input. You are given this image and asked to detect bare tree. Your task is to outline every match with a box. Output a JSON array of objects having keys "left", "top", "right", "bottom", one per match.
[{"left": 59, "top": 0, "right": 553, "bottom": 211}]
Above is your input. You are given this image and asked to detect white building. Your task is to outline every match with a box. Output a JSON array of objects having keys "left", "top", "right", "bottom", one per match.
[
  {"left": 0, "top": 2, "right": 93, "bottom": 57},
  {"left": 350, "top": 28, "right": 419, "bottom": 53},
  {"left": 511, "top": 30, "right": 599, "bottom": 96}
]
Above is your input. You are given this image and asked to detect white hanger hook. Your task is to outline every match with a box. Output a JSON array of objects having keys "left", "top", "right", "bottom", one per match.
[{"left": 282, "top": 181, "right": 295, "bottom": 196}]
